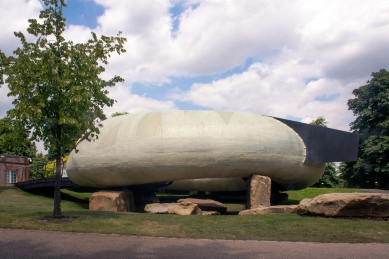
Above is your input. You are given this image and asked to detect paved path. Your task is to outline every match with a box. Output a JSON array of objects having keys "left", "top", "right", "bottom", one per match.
[{"left": 1, "top": 228, "right": 388, "bottom": 259}]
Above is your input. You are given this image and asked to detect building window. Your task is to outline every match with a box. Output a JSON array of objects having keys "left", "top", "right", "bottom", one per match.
[{"left": 6, "top": 170, "right": 17, "bottom": 184}]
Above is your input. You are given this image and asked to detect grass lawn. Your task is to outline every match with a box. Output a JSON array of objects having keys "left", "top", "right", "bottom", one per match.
[
  {"left": 286, "top": 187, "right": 362, "bottom": 204},
  {"left": 1, "top": 185, "right": 388, "bottom": 243}
]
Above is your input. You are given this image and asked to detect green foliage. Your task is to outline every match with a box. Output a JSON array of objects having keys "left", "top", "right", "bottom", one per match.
[
  {"left": 43, "top": 155, "right": 68, "bottom": 178},
  {"left": 286, "top": 187, "right": 361, "bottom": 205},
  {"left": 309, "top": 116, "right": 328, "bottom": 128},
  {"left": 2, "top": 0, "right": 126, "bottom": 154},
  {"left": 309, "top": 117, "right": 342, "bottom": 187},
  {"left": 0, "top": 116, "right": 36, "bottom": 157},
  {"left": 111, "top": 112, "right": 129, "bottom": 117},
  {"left": 29, "top": 153, "right": 49, "bottom": 180},
  {"left": 311, "top": 162, "right": 342, "bottom": 188},
  {"left": 343, "top": 69, "right": 389, "bottom": 189},
  {"left": 0, "top": 0, "right": 126, "bottom": 216}
]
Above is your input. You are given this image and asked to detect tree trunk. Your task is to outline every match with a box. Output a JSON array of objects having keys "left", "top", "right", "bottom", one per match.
[{"left": 53, "top": 147, "right": 62, "bottom": 218}]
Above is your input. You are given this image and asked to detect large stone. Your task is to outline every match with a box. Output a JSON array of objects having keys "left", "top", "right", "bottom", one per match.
[
  {"left": 177, "top": 198, "right": 227, "bottom": 214},
  {"left": 144, "top": 203, "right": 200, "bottom": 215},
  {"left": 297, "top": 193, "right": 389, "bottom": 217},
  {"left": 144, "top": 203, "right": 176, "bottom": 214},
  {"left": 89, "top": 191, "right": 135, "bottom": 212},
  {"left": 200, "top": 211, "right": 221, "bottom": 216},
  {"left": 171, "top": 202, "right": 201, "bottom": 215},
  {"left": 246, "top": 175, "right": 271, "bottom": 209},
  {"left": 239, "top": 205, "right": 298, "bottom": 215}
]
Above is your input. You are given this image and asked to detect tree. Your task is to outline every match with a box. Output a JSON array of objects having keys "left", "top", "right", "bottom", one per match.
[
  {"left": 342, "top": 69, "right": 389, "bottom": 189},
  {"left": 0, "top": 0, "right": 126, "bottom": 217},
  {"left": 0, "top": 116, "right": 37, "bottom": 157},
  {"left": 309, "top": 116, "right": 328, "bottom": 128},
  {"left": 309, "top": 117, "right": 341, "bottom": 188},
  {"left": 111, "top": 112, "right": 129, "bottom": 117},
  {"left": 29, "top": 153, "right": 49, "bottom": 180}
]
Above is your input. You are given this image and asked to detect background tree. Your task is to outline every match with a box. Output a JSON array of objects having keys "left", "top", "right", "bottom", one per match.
[
  {"left": 0, "top": 116, "right": 37, "bottom": 157},
  {"left": 0, "top": 0, "right": 126, "bottom": 217},
  {"left": 29, "top": 153, "right": 49, "bottom": 180},
  {"left": 341, "top": 69, "right": 389, "bottom": 189},
  {"left": 309, "top": 116, "right": 341, "bottom": 188},
  {"left": 111, "top": 112, "right": 129, "bottom": 117}
]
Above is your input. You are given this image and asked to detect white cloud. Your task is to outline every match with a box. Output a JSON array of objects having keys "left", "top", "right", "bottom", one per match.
[
  {"left": 1, "top": 0, "right": 389, "bottom": 134},
  {"left": 0, "top": 0, "right": 41, "bottom": 54},
  {"left": 0, "top": 85, "right": 12, "bottom": 118},
  {"left": 167, "top": 56, "right": 358, "bottom": 130},
  {"left": 104, "top": 85, "right": 176, "bottom": 117}
]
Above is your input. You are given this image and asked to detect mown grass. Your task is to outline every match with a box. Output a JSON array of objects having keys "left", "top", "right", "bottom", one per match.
[
  {"left": 0, "top": 185, "right": 388, "bottom": 243},
  {"left": 286, "top": 187, "right": 363, "bottom": 204}
]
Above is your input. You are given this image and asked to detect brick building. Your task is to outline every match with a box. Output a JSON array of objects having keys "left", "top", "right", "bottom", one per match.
[{"left": 0, "top": 154, "right": 30, "bottom": 184}]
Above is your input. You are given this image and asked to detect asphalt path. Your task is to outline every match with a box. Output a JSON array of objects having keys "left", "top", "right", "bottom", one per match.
[{"left": 1, "top": 228, "right": 388, "bottom": 259}]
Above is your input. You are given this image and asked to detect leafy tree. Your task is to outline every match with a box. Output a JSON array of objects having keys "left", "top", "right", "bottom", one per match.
[
  {"left": 0, "top": 116, "right": 36, "bottom": 157},
  {"left": 0, "top": 0, "right": 126, "bottom": 217},
  {"left": 111, "top": 111, "right": 129, "bottom": 117},
  {"left": 309, "top": 117, "right": 341, "bottom": 188},
  {"left": 311, "top": 162, "right": 340, "bottom": 188},
  {"left": 342, "top": 69, "right": 389, "bottom": 189},
  {"left": 309, "top": 116, "right": 328, "bottom": 128},
  {"left": 29, "top": 153, "right": 49, "bottom": 180}
]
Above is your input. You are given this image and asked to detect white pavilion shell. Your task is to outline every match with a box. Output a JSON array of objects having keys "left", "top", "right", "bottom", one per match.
[{"left": 66, "top": 111, "right": 325, "bottom": 190}]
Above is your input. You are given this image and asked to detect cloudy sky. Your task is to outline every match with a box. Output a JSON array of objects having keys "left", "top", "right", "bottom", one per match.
[{"left": 1, "top": 0, "right": 389, "bottom": 133}]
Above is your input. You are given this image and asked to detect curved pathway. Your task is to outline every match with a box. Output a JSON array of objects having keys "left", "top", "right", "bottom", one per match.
[{"left": 1, "top": 228, "right": 388, "bottom": 259}]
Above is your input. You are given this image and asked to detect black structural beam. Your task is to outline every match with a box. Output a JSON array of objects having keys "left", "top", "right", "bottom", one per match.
[
  {"left": 273, "top": 117, "right": 359, "bottom": 163},
  {"left": 16, "top": 177, "right": 76, "bottom": 190}
]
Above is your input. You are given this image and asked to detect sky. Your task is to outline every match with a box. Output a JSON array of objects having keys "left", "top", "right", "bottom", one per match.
[{"left": 1, "top": 0, "right": 389, "bottom": 139}]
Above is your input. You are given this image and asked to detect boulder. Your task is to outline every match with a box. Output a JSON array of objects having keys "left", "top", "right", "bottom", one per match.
[
  {"left": 238, "top": 205, "right": 298, "bottom": 215},
  {"left": 246, "top": 175, "right": 271, "bottom": 209},
  {"left": 171, "top": 202, "right": 201, "bottom": 215},
  {"left": 297, "top": 193, "right": 389, "bottom": 217},
  {"left": 89, "top": 191, "right": 135, "bottom": 212},
  {"left": 200, "top": 211, "right": 221, "bottom": 216},
  {"left": 144, "top": 202, "right": 201, "bottom": 215},
  {"left": 144, "top": 203, "right": 177, "bottom": 214},
  {"left": 177, "top": 198, "right": 227, "bottom": 214}
]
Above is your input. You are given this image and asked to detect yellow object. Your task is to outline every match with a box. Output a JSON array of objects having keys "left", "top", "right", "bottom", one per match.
[{"left": 44, "top": 155, "right": 69, "bottom": 178}]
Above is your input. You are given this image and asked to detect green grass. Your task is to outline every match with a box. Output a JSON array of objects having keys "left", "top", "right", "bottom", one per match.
[
  {"left": 286, "top": 187, "right": 363, "bottom": 204},
  {"left": 61, "top": 188, "right": 94, "bottom": 201},
  {"left": 0, "top": 185, "right": 388, "bottom": 243}
]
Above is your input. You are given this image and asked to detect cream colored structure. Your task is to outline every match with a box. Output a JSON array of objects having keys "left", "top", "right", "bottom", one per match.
[
  {"left": 66, "top": 111, "right": 325, "bottom": 190},
  {"left": 162, "top": 178, "right": 248, "bottom": 192}
]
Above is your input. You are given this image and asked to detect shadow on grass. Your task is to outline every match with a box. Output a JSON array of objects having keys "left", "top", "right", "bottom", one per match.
[
  {"left": 22, "top": 187, "right": 89, "bottom": 210},
  {"left": 61, "top": 192, "right": 89, "bottom": 209}
]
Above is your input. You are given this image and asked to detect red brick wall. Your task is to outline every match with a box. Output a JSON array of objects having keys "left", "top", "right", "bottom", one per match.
[
  {"left": 0, "top": 155, "right": 30, "bottom": 184},
  {"left": 0, "top": 163, "right": 5, "bottom": 185}
]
